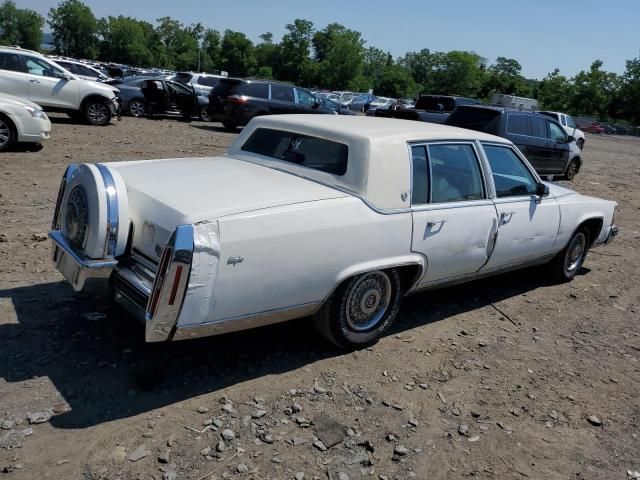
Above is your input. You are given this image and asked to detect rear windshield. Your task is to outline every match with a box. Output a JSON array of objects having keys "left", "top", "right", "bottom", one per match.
[
  {"left": 196, "top": 76, "right": 221, "bottom": 87},
  {"left": 210, "top": 79, "right": 269, "bottom": 99},
  {"left": 241, "top": 128, "right": 348, "bottom": 176},
  {"left": 415, "top": 96, "right": 456, "bottom": 112},
  {"left": 446, "top": 107, "right": 501, "bottom": 134}
]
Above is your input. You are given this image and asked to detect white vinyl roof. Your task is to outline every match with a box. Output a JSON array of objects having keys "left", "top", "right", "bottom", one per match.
[{"left": 228, "top": 115, "right": 511, "bottom": 211}]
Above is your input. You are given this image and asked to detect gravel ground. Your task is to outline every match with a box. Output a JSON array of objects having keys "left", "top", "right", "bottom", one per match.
[{"left": 0, "top": 116, "right": 638, "bottom": 480}]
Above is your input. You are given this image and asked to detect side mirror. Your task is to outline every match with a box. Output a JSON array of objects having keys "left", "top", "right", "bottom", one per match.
[
  {"left": 536, "top": 182, "right": 549, "bottom": 197},
  {"left": 61, "top": 72, "right": 73, "bottom": 80},
  {"left": 567, "top": 135, "right": 575, "bottom": 143}
]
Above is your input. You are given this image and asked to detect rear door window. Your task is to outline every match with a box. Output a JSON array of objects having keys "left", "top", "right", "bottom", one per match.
[
  {"left": 427, "top": 144, "right": 485, "bottom": 203},
  {"left": 506, "top": 114, "right": 531, "bottom": 136},
  {"left": 530, "top": 116, "right": 547, "bottom": 138},
  {"left": 240, "top": 82, "right": 269, "bottom": 99},
  {"left": 196, "top": 76, "right": 221, "bottom": 87},
  {"left": 241, "top": 128, "right": 348, "bottom": 175},
  {"left": 270, "top": 84, "right": 294, "bottom": 103},
  {"left": 0, "top": 52, "right": 24, "bottom": 72}
]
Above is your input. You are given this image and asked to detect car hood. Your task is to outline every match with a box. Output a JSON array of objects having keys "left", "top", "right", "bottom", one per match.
[
  {"left": 108, "top": 156, "right": 347, "bottom": 233},
  {"left": 0, "top": 92, "right": 42, "bottom": 110},
  {"left": 545, "top": 182, "right": 578, "bottom": 199}
]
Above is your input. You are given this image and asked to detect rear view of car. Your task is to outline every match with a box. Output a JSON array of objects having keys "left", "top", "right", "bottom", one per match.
[{"left": 208, "top": 78, "right": 270, "bottom": 130}]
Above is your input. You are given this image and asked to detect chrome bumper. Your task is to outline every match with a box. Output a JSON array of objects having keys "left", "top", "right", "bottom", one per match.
[{"left": 49, "top": 230, "right": 116, "bottom": 293}]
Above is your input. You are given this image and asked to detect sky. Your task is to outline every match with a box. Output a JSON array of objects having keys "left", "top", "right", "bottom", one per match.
[{"left": 20, "top": 0, "right": 640, "bottom": 79}]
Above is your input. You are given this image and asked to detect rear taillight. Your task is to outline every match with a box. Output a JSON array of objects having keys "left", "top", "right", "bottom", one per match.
[
  {"left": 225, "top": 94, "right": 248, "bottom": 104},
  {"left": 145, "top": 225, "right": 194, "bottom": 342}
]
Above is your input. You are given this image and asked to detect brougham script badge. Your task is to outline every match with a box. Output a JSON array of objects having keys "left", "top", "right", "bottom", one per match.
[{"left": 227, "top": 256, "right": 244, "bottom": 266}]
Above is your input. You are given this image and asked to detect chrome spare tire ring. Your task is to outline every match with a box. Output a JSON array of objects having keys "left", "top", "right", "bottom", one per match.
[{"left": 345, "top": 271, "right": 392, "bottom": 332}]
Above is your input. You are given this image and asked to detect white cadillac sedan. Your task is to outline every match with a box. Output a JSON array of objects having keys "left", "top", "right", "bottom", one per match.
[
  {"left": 48, "top": 116, "right": 618, "bottom": 349},
  {"left": 0, "top": 93, "right": 51, "bottom": 151}
]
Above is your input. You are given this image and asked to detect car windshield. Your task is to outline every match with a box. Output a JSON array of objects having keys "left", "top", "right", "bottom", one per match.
[{"left": 241, "top": 128, "right": 349, "bottom": 176}]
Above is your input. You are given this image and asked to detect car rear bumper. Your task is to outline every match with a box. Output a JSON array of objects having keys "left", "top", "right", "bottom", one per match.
[
  {"left": 604, "top": 225, "right": 618, "bottom": 244},
  {"left": 49, "top": 230, "right": 117, "bottom": 293}
]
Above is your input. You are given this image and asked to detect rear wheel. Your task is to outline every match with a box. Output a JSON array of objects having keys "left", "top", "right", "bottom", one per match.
[
  {"left": 84, "top": 99, "right": 112, "bottom": 126},
  {"left": 313, "top": 269, "right": 403, "bottom": 350},
  {"left": 564, "top": 158, "right": 580, "bottom": 181},
  {"left": 222, "top": 121, "right": 237, "bottom": 132},
  {"left": 0, "top": 114, "right": 17, "bottom": 151},
  {"left": 128, "top": 99, "right": 146, "bottom": 117},
  {"left": 549, "top": 228, "right": 589, "bottom": 282}
]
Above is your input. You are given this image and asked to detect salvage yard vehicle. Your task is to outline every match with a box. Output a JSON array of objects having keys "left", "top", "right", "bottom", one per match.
[
  {"left": 0, "top": 47, "right": 119, "bottom": 126},
  {"left": 539, "top": 111, "right": 585, "bottom": 150},
  {"left": 48, "top": 116, "right": 618, "bottom": 349},
  {"left": 208, "top": 78, "right": 338, "bottom": 130},
  {"left": 446, "top": 105, "right": 583, "bottom": 180},
  {"left": 375, "top": 94, "right": 481, "bottom": 124},
  {"left": 117, "top": 78, "right": 209, "bottom": 120},
  {"left": 0, "top": 92, "right": 51, "bottom": 151}
]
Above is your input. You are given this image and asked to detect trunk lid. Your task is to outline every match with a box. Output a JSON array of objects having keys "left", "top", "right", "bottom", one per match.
[{"left": 109, "top": 156, "right": 347, "bottom": 259}]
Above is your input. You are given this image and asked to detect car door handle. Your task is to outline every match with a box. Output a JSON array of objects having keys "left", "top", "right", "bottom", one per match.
[
  {"left": 427, "top": 219, "right": 445, "bottom": 228},
  {"left": 29, "top": 79, "right": 41, "bottom": 84},
  {"left": 500, "top": 212, "right": 515, "bottom": 224}
]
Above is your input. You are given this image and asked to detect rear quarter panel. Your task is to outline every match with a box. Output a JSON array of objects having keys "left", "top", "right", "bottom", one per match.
[
  {"left": 190, "top": 196, "right": 415, "bottom": 325},
  {"left": 553, "top": 193, "right": 616, "bottom": 249}
]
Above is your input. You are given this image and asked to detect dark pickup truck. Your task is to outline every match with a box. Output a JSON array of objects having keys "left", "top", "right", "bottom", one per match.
[{"left": 374, "top": 95, "right": 481, "bottom": 123}]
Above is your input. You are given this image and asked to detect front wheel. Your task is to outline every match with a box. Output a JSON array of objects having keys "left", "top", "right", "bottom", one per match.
[
  {"left": 84, "top": 100, "right": 112, "bottom": 126},
  {"left": 0, "top": 114, "right": 17, "bottom": 151},
  {"left": 313, "top": 269, "right": 403, "bottom": 349},
  {"left": 564, "top": 158, "right": 580, "bottom": 181},
  {"left": 549, "top": 228, "right": 589, "bottom": 282}
]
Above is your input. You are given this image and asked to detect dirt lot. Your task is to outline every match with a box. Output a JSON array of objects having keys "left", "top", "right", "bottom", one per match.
[{"left": 1, "top": 115, "right": 639, "bottom": 480}]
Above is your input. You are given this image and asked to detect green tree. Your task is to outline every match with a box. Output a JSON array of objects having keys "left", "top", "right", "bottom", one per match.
[
  {"left": 220, "top": 29, "right": 255, "bottom": 77},
  {"left": 0, "top": 1, "right": 44, "bottom": 50},
  {"left": 428, "top": 50, "right": 486, "bottom": 97},
  {"left": 480, "top": 56, "right": 525, "bottom": 98},
  {"left": 311, "top": 23, "right": 365, "bottom": 90},
  {"left": 98, "top": 16, "right": 155, "bottom": 66},
  {"left": 538, "top": 68, "right": 572, "bottom": 111},
  {"left": 618, "top": 55, "right": 640, "bottom": 124},
  {"left": 571, "top": 60, "right": 618, "bottom": 118},
  {"left": 398, "top": 48, "right": 435, "bottom": 90},
  {"left": 201, "top": 28, "right": 221, "bottom": 72},
  {"left": 277, "top": 19, "right": 313, "bottom": 83},
  {"left": 362, "top": 47, "right": 392, "bottom": 86},
  {"left": 375, "top": 63, "right": 416, "bottom": 98},
  {"left": 48, "top": 0, "right": 98, "bottom": 58},
  {"left": 254, "top": 32, "right": 279, "bottom": 76}
]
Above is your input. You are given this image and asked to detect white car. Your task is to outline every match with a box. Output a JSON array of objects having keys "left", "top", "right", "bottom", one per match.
[
  {"left": 0, "top": 92, "right": 51, "bottom": 150},
  {"left": 48, "top": 116, "right": 618, "bottom": 349},
  {"left": 0, "top": 47, "right": 119, "bottom": 126},
  {"left": 49, "top": 58, "right": 111, "bottom": 83},
  {"left": 539, "top": 111, "right": 585, "bottom": 150},
  {"left": 171, "top": 72, "right": 226, "bottom": 96}
]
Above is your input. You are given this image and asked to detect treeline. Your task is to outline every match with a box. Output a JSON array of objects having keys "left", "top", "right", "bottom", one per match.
[{"left": 1, "top": 0, "right": 640, "bottom": 124}]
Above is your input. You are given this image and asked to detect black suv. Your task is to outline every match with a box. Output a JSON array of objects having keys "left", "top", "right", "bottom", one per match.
[
  {"left": 446, "top": 105, "right": 582, "bottom": 180},
  {"left": 208, "top": 78, "right": 337, "bottom": 130}
]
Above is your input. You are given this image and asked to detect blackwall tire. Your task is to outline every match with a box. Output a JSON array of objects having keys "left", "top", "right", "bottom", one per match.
[
  {"left": 313, "top": 269, "right": 403, "bottom": 350},
  {"left": 565, "top": 159, "right": 580, "bottom": 181}
]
